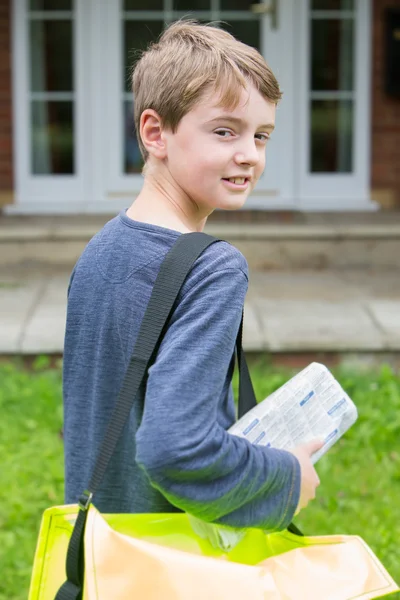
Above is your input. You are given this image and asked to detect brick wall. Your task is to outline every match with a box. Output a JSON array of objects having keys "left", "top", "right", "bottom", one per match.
[
  {"left": 0, "top": 0, "right": 13, "bottom": 205},
  {"left": 371, "top": 0, "right": 400, "bottom": 208}
]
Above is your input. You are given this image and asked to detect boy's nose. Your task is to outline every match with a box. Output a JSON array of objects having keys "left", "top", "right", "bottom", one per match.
[{"left": 234, "top": 145, "right": 259, "bottom": 167}]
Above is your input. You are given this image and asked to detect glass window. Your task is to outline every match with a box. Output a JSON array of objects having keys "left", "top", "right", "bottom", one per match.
[
  {"left": 124, "top": 21, "right": 164, "bottom": 93},
  {"left": 124, "top": 101, "right": 144, "bottom": 174},
  {"left": 310, "top": 100, "right": 353, "bottom": 172},
  {"left": 31, "top": 101, "right": 74, "bottom": 174},
  {"left": 311, "top": 18, "right": 353, "bottom": 91},
  {"left": 30, "top": 20, "right": 73, "bottom": 92},
  {"left": 220, "top": 20, "right": 261, "bottom": 51},
  {"left": 309, "top": 6, "right": 355, "bottom": 173},
  {"left": 312, "top": 0, "right": 354, "bottom": 10},
  {"left": 29, "top": 8, "right": 74, "bottom": 175},
  {"left": 124, "top": 0, "right": 163, "bottom": 10},
  {"left": 220, "top": 0, "right": 259, "bottom": 10},
  {"left": 172, "top": 0, "right": 210, "bottom": 9},
  {"left": 30, "top": 0, "right": 72, "bottom": 10},
  {"left": 123, "top": 21, "right": 164, "bottom": 173}
]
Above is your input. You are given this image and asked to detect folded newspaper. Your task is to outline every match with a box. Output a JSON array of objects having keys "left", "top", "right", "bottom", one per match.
[{"left": 190, "top": 362, "right": 358, "bottom": 551}]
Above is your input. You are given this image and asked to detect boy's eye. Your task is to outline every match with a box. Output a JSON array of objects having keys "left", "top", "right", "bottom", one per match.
[
  {"left": 215, "top": 129, "right": 233, "bottom": 138},
  {"left": 255, "top": 133, "right": 270, "bottom": 142},
  {"left": 215, "top": 129, "right": 270, "bottom": 142}
]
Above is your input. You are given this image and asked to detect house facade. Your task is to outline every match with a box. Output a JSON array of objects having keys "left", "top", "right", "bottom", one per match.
[{"left": 0, "top": 0, "right": 399, "bottom": 215}]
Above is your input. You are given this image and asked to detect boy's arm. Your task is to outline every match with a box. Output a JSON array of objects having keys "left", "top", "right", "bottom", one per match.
[{"left": 135, "top": 253, "right": 301, "bottom": 531}]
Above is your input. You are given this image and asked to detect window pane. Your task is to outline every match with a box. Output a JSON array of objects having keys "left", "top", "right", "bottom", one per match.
[
  {"left": 172, "top": 0, "right": 210, "bottom": 8},
  {"left": 124, "top": 21, "right": 164, "bottom": 93},
  {"left": 220, "top": 20, "right": 261, "bottom": 51},
  {"left": 310, "top": 100, "right": 353, "bottom": 172},
  {"left": 220, "top": 0, "right": 259, "bottom": 10},
  {"left": 31, "top": 101, "right": 74, "bottom": 174},
  {"left": 311, "top": 18, "right": 353, "bottom": 91},
  {"left": 124, "top": 0, "right": 163, "bottom": 9},
  {"left": 312, "top": 0, "right": 354, "bottom": 9},
  {"left": 30, "top": 0, "right": 72, "bottom": 9},
  {"left": 30, "top": 20, "right": 73, "bottom": 92},
  {"left": 124, "top": 101, "right": 144, "bottom": 174}
]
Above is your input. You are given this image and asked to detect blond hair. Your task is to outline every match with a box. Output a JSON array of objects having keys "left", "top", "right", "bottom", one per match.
[{"left": 131, "top": 18, "right": 282, "bottom": 169}]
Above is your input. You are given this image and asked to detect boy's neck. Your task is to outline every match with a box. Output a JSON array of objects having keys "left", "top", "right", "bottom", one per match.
[{"left": 126, "top": 175, "right": 210, "bottom": 234}]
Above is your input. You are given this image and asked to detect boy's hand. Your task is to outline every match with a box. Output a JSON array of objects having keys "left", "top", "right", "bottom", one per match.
[{"left": 288, "top": 439, "right": 324, "bottom": 515}]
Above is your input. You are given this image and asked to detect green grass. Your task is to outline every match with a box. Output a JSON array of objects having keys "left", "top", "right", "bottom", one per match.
[
  {"left": 1, "top": 356, "right": 400, "bottom": 599},
  {"left": 0, "top": 357, "right": 64, "bottom": 600}
]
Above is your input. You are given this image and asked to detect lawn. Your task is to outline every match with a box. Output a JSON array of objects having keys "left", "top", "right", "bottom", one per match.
[{"left": 1, "top": 356, "right": 400, "bottom": 599}]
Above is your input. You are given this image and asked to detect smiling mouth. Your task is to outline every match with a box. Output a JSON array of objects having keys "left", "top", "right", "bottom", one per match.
[
  {"left": 222, "top": 177, "right": 250, "bottom": 185},
  {"left": 222, "top": 178, "right": 250, "bottom": 190}
]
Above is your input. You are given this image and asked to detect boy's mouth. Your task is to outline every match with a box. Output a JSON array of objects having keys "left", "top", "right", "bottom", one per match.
[
  {"left": 222, "top": 177, "right": 250, "bottom": 190},
  {"left": 222, "top": 176, "right": 250, "bottom": 184}
]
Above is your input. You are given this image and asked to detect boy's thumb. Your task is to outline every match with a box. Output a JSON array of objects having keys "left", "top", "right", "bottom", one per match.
[{"left": 305, "top": 439, "right": 324, "bottom": 455}]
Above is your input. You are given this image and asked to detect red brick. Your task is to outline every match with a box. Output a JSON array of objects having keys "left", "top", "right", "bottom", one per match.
[
  {"left": 0, "top": 0, "right": 12, "bottom": 190},
  {"left": 271, "top": 353, "right": 341, "bottom": 370},
  {"left": 371, "top": 0, "right": 400, "bottom": 206}
]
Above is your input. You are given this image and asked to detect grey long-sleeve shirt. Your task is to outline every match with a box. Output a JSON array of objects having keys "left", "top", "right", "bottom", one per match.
[{"left": 63, "top": 210, "right": 300, "bottom": 530}]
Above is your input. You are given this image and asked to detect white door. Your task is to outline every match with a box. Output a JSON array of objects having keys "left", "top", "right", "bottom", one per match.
[
  {"left": 10, "top": 0, "right": 374, "bottom": 214},
  {"left": 101, "top": 0, "right": 297, "bottom": 211},
  {"left": 11, "top": 0, "right": 91, "bottom": 213},
  {"left": 297, "top": 0, "right": 375, "bottom": 210}
]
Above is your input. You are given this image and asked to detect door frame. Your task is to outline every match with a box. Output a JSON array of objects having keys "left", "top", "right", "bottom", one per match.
[
  {"left": 8, "top": 0, "right": 375, "bottom": 214},
  {"left": 296, "top": 0, "right": 375, "bottom": 211},
  {"left": 10, "top": 0, "right": 93, "bottom": 213}
]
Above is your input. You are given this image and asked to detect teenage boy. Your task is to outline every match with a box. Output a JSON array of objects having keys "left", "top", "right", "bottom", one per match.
[{"left": 63, "top": 19, "right": 322, "bottom": 530}]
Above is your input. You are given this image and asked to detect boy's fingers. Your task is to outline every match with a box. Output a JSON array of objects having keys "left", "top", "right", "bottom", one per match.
[{"left": 305, "top": 439, "right": 325, "bottom": 455}]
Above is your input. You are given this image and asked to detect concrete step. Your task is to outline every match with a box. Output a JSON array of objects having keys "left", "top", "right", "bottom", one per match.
[
  {"left": 1, "top": 213, "right": 400, "bottom": 270},
  {"left": 1, "top": 268, "right": 400, "bottom": 356}
]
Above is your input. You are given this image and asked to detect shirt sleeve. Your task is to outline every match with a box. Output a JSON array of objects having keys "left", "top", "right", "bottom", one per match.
[{"left": 135, "top": 249, "right": 301, "bottom": 531}]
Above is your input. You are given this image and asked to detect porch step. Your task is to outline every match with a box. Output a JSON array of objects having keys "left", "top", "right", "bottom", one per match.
[{"left": 1, "top": 213, "right": 400, "bottom": 270}]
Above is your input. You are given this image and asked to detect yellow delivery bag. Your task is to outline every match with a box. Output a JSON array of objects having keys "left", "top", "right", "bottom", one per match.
[{"left": 29, "top": 503, "right": 398, "bottom": 600}]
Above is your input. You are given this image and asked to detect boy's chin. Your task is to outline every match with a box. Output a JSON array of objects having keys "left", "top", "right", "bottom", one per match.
[{"left": 217, "top": 196, "right": 249, "bottom": 211}]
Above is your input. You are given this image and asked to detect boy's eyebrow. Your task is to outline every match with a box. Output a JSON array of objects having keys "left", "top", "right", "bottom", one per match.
[{"left": 206, "top": 115, "right": 275, "bottom": 130}]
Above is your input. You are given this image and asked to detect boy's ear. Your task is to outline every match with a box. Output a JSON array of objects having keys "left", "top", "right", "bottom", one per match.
[{"left": 140, "top": 109, "right": 167, "bottom": 160}]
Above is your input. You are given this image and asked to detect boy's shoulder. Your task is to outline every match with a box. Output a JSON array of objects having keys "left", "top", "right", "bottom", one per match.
[
  {"left": 193, "top": 237, "right": 248, "bottom": 279},
  {"left": 91, "top": 211, "right": 249, "bottom": 278},
  {"left": 177, "top": 238, "right": 249, "bottom": 302},
  {"left": 70, "top": 212, "right": 248, "bottom": 292}
]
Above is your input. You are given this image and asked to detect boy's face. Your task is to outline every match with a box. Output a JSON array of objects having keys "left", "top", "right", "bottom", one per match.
[{"left": 160, "top": 82, "right": 276, "bottom": 213}]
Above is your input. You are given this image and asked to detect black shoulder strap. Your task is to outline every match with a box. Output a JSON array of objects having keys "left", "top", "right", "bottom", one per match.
[{"left": 55, "top": 231, "right": 260, "bottom": 600}]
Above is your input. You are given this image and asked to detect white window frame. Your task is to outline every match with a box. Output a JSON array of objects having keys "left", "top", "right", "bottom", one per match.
[
  {"left": 11, "top": 0, "right": 90, "bottom": 213},
  {"left": 9, "top": 0, "right": 375, "bottom": 214},
  {"left": 296, "top": 0, "right": 376, "bottom": 210}
]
